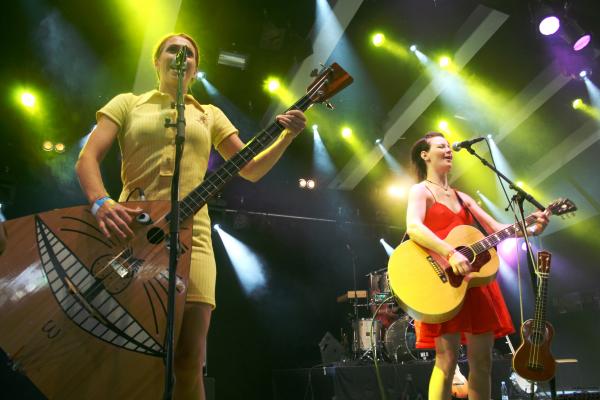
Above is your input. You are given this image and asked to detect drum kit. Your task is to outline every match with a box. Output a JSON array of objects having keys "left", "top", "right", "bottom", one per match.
[{"left": 341, "top": 267, "right": 436, "bottom": 363}]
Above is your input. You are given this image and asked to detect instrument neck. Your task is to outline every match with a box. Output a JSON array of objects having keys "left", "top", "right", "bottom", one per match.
[
  {"left": 470, "top": 214, "right": 537, "bottom": 255},
  {"left": 532, "top": 272, "right": 550, "bottom": 340},
  {"left": 169, "top": 93, "right": 316, "bottom": 224}
]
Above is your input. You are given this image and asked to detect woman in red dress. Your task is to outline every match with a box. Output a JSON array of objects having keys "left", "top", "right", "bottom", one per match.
[{"left": 406, "top": 132, "right": 549, "bottom": 399}]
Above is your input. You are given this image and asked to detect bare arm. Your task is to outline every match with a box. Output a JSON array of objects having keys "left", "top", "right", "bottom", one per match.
[
  {"left": 216, "top": 110, "right": 306, "bottom": 182},
  {"left": 406, "top": 184, "right": 455, "bottom": 257},
  {"left": 406, "top": 184, "right": 472, "bottom": 275},
  {"left": 458, "top": 192, "right": 550, "bottom": 236},
  {"left": 75, "top": 116, "right": 119, "bottom": 204},
  {"left": 75, "top": 115, "right": 140, "bottom": 238}
]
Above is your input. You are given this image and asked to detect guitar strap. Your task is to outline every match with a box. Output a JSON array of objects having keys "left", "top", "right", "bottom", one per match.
[{"left": 455, "top": 191, "right": 488, "bottom": 235}]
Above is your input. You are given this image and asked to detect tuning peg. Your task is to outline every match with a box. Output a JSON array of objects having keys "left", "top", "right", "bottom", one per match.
[
  {"left": 324, "top": 101, "right": 335, "bottom": 110},
  {"left": 310, "top": 68, "right": 319, "bottom": 77}
]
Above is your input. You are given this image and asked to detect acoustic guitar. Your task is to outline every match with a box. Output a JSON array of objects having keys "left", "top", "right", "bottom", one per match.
[
  {"left": 0, "top": 64, "right": 353, "bottom": 399},
  {"left": 387, "top": 198, "right": 576, "bottom": 323},
  {"left": 512, "top": 250, "right": 556, "bottom": 381}
]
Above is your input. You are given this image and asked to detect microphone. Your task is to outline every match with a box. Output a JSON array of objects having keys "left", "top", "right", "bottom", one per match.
[
  {"left": 170, "top": 46, "right": 188, "bottom": 70},
  {"left": 451, "top": 136, "right": 485, "bottom": 151}
]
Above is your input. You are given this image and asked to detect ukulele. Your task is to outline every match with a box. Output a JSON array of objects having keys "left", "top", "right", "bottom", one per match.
[
  {"left": 512, "top": 250, "right": 556, "bottom": 381},
  {"left": 505, "top": 335, "right": 537, "bottom": 394}
]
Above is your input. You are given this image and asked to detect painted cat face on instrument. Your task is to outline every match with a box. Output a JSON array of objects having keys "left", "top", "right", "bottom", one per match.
[{"left": 420, "top": 136, "right": 453, "bottom": 174}]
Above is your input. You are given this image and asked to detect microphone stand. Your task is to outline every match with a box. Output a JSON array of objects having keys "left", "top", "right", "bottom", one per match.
[
  {"left": 162, "top": 48, "right": 187, "bottom": 400},
  {"left": 462, "top": 144, "right": 559, "bottom": 398},
  {"left": 461, "top": 144, "right": 543, "bottom": 295},
  {"left": 345, "top": 243, "right": 360, "bottom": 357}
]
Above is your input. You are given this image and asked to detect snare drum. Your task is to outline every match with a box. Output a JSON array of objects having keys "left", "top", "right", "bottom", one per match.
[{"left": 352, "top": 318, "right": 382, "bottom": 352}]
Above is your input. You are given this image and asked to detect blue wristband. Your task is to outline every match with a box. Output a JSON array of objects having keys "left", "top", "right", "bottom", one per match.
[{"left": 91, "top": 196, "right": 112, "bottom": 216}]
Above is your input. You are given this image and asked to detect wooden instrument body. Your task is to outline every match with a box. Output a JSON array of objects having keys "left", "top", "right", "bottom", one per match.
[
  {"left": 388, "top": 224, "right": 498, "bottom": 324},
  {"left": 0, "top": 201, "right": 192, "bottom": 399},
  {"left": 512, "top": 319, "right": 556, "bottom": 382}
]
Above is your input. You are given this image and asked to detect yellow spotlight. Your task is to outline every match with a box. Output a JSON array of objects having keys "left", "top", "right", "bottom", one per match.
[
  {"left": 372, "top": 33, "right": 385, "bottom": 47},
  {"left": 387, "top": 185, "right": 406, "bottom": 198},
  {"left": 265, "top": 77, "right": 280, "bottom": 93},
  {"left": 42, "top": 140, "right": 54, "bottom": 152},
  {"left": 516, "top": 181, "right": 524, "bottom": 188},
  {"left": 21, "top": 92, "right": 36, "bottom": 108},
  {"left": 298, "top": 178, "right": 307, "bottom": 188},
  {"left": 439, "top": 56, "right": 451, "bottom": 68},
  {"left": 341, "top": 127, "right": 352, "bottom": 139},
  {"left": 438, "top": 120, "right": 449, "bottom": 131},
  {"left": 54, "top": 142, "right": 66, "bottom": 153},
  {"left": 572, "top": 98, "right": 583, "bottom": 109},
  {"left": 306, "top": 179, "right": 316, "bottom": 190}
]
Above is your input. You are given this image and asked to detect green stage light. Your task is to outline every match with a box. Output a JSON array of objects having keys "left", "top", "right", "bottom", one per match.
[
  {"left": 341, "top": 127, "right": 352, "bottom": 139},
  {"left": 21, "top": 92, "right": 36, "bottom": 108},
  {"left": 439, "top": 56, "right": 451, "bottom": 68},
  {"left": 372, "top": 33, "right": 385, "bottom": 47}
]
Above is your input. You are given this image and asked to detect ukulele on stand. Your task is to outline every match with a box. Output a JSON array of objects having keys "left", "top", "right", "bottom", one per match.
[
  {"left": 505, "top": 335, "right": 537, "bottom": 394},
  {"left": 512, "top": 250, "right": 556, "bottom": 382}
]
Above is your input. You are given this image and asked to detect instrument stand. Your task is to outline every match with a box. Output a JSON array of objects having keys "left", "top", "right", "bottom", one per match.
[
  {"left": 464, "top": 146, "right": 557, "bottom": 400},
  {"left": 346, "top": 244, "right": 360, "bottom": 331},
  {"left": 162, "top": 47, "right": 189, "bottom": 400}
]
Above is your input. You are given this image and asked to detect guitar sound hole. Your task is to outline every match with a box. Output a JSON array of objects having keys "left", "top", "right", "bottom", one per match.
[
  {"left": 456, "top": 246, "right": 475, "bottom": 263},
  {"left": 147, "top": 227, "right": 165, "bottom": 244}
]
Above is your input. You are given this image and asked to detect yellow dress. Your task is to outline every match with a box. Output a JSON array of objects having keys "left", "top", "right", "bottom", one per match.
[{"left": 98, "top": 89, "right": 237, "bottom": 307}]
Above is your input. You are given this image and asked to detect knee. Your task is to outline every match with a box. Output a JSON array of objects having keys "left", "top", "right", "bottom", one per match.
[
  {"left": 435, "top": 350, "right": 458, "bottom": 375},
  {"left": 468, "top": 350, "right": 492, "bottom": 374}
]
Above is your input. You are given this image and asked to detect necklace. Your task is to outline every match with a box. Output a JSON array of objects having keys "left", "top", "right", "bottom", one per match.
[{"left": 425, "top": 179, "right": 450, "bottom": 192}]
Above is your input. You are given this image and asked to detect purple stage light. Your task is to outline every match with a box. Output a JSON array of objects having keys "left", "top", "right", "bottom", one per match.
[
  {"left": 573, "top": 34, "right": 591, "bottom": 51},
  {"left": 539, "top": 16, "right": 560, "bottom": 36}
]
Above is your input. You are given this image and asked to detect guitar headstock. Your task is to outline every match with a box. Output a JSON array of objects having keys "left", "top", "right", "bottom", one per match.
[
  {"left": 537, "top": 250, "right": 552, "bottom": 275},
  {"left": 547, "top": 198, "right": 577, "bottom": 217},
  {"left": 306, "top": 63, "right": 353, "bottom": 106}
]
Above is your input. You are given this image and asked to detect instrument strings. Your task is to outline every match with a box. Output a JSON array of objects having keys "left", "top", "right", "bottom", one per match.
[{"left": 51, "top": 73, "right": 332, "bottom": 318}]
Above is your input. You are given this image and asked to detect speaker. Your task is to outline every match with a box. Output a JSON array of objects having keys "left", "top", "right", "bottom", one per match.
[{"left": 319, "top": 332, "right": 345, "bottom": 364}]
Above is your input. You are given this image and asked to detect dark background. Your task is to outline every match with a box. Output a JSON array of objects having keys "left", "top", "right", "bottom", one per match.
[{"left": 2, "top": 0, "right": 600, "bottom": 398}]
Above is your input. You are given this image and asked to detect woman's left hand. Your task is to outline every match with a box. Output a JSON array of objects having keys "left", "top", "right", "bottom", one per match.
[
  {"left": 529, "top": 210, "right": 550, "bottom": 236},
  {"left": 276, "top": 109, "right": 307, "bottom": 138}
]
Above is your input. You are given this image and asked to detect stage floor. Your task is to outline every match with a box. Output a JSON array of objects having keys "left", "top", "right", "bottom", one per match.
[{"left": 272, "top": 357, "right": 598, "bottom": 400}]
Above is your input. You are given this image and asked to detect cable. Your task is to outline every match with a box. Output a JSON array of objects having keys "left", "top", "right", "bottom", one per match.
[{"left": 371, "top": 296, "right": 395, "bottom": 400}]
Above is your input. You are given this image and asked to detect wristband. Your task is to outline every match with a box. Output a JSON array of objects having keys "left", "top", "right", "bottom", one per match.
[
  {"left": 91, "top": 196, "right": 112, "bottom": 216},
  {"left": 446, "top": 249, "right": 457, "bottom": 260}
]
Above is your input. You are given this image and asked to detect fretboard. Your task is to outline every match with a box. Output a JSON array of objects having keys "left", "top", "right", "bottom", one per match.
[
  {"left": 470, "top": 214, "right": 538, "bottom": 255},
  {"left": 172, "top": 93, "right": 315, "bottom": 223},
  {"left": 531, "top": 272, "right": 550, "bottom": 344}
]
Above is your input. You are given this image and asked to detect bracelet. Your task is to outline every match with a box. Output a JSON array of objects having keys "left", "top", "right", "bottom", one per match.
[
  {"left": 446, "top": 249, "right": 457, "bottom": 260},
  {"left": 91, "top": 196, "right": 112, "bottom": 216}
]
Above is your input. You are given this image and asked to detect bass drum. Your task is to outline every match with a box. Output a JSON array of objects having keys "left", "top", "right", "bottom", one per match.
[{"left": 384, "top": 317, "right": 434, "bottom": 362}]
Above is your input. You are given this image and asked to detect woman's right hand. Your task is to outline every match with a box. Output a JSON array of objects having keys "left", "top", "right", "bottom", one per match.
[
  {"left": 94, "top": 200, "right": 142, "bottom": 239},
  {"left": 448, "top": 249, "right": 472, "bottom": 276}
]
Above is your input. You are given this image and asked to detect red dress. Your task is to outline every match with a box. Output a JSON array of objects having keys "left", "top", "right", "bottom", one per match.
[{"left": 415, "top": 200, "right": 515, "bottom": 349}]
